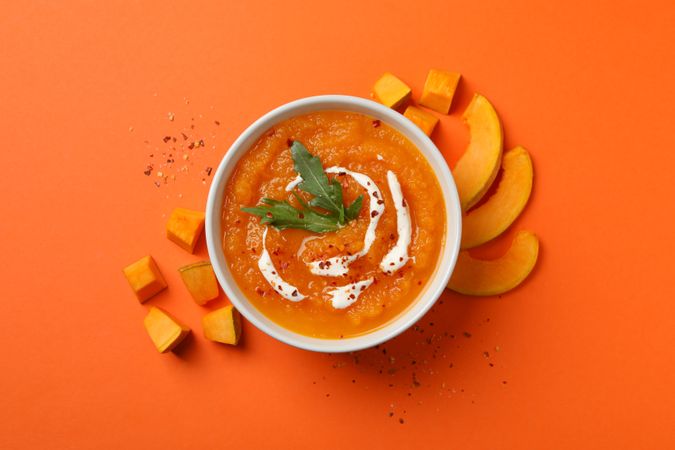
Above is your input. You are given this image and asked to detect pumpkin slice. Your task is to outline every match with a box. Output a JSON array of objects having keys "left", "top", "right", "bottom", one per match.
[
  {"left": 453, "top": 94, "right": 503, "bottom": 211},
  {"left": 461, "top": 147, "right": 533, "bottom": 248},
  {"left": 448, "top": 231, "right": 539, "bottom": 296}
]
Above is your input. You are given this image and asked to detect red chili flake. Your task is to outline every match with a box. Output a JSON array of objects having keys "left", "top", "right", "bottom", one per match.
[
  {"left": 153, "top": 181, "right": 160, "bottom": 187},
  {"left": 348, "top": 294, "right": 355, "bottom": 300},
  {"left": 483, "top": 351, "right": 490, "bottom": 358},
  {"left": 372, "top": 120, "right": 381, "bottom": 128},
  {"left": 371, "top": 210, "right": 379, "bottom": 218},
  {"left": 463, "top": 331, "right": 472, "bottom": 338},
  {"left": 214, "top": 120, "right": 220, "bottom": 126},
  {"left": 291, "top": 290, "right": 298, "bottom": 297},
  {"left": 399, "top": 257, "right": 403, "bottom": 262},
  {"left": 277, "top": 285, "right": 283, "bottom": 290},
  {"left": 188, "top": 142, "right": 195, "bottom": 149},
  {"left": 206, "top": 167, "right": 213, "bottom": 176},
  {"left": 162, "top": 136, "right": 171, "bottom": 143},
  {"left": 399, "top": 418, "right": 405, "bottom": 424},
  {"left": 298, "top": 213, "right": 304, "bottom": 219},
  {"left": 198, "top": 139, "right": 205, "bottom": 147},
  {"left": 143, "top": 166, "right": 153, "bottom": 176},
  {"left": 181, "top": 132, "right": 188, "bottom": 141},
  {"left": 377, "top": 200, "right": 384, "bottom": 205},
  {"left": 402, "top": 199, "right": 407, "bottom": 207},
  {"left": 389, "top": 234, "right": 395, "bottom": 240},
  {"left": 388, "top": 412, "right": 394, "bottom": 417},
  {"left": 172, "top": 137, "right": 177, "bottom": 143},
  {"left": 266, "top": 212, "right": 273, "bottom": 218},
  {"left": 373, "top": 191, "right": 379, "bottom": 198},
  {"left": 287, "top": 138, "right": 293, "bottom": 147}
]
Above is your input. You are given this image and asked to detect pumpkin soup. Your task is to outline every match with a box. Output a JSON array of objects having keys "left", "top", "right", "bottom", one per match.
[{"left": 221, "top": 111, "right": 445, "bottom": 338}]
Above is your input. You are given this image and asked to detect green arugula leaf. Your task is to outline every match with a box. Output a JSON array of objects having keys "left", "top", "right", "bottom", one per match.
[
  {"left": 290, "top": 141, "right": 346, "bottom": 223},
  {"left": 241, "top": 198, "right": 339, "bottom": 233},
  {"left": 241, "top": 141, "right": 364, "bottom": 233},
  {"left": 345, "top": 195, "right": 364, "bottom": 221}
]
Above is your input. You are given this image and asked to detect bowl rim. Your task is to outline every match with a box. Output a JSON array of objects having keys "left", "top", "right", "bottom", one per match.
[{"left": 205, "top": 95, "right": 462, "bottom": 353}]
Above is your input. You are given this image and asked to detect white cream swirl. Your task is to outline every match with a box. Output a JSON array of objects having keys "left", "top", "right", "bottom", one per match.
[
  {"left": 258, "top": 228, "right": 305, "bottom": 301},
  {"left": 307, "top": 167, "right": 385, "bottom": 276},
  {"left": 327, "top": 278, "right": 374, "bottom": 309},
  {"left": 380, "top": 170, "right": 412, "bottom": 274}
]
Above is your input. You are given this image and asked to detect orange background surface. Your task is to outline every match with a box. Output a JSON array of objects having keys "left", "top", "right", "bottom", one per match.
[{"left": 1, "top": 1, "right": 674, "bottom": 449}]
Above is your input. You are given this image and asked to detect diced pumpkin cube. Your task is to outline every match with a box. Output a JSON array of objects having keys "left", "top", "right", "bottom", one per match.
[
  {"left": 202, "top": 305, "right": 241, "bottom": 345},
  {"left": 372, "top": 72, "right": 411, "bottom": 110},
  {"left": 179, "top": 261, "right": 219, "bottom": 305},
  {"left": 143, "top": 307, "right": 191, "bottom": 353},
  {"left": 123, "top": 255, "right": 167, "bottom": 303},
  {"left": 403, "top": 106, "right": 439, "bottom": 136},
  {"left": 420, "top": 69, "right": 461, "bottom": 114},
  {"left": 166, "top": 208, "right": 205, "bottom": 253}
]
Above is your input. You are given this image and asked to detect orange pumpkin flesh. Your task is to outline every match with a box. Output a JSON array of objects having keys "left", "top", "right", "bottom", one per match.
[
  {"left": 449, "top": 231, "right": 539, "bottom": 296},
  {"left": 461, "top": 146, "right": 533, "bottom": 249}
]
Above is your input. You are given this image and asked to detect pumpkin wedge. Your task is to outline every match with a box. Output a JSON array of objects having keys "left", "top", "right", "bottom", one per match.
[
  {"left": 144, "top": 307, "right": 190, "bottom": 353},
  {"left": 461, "top": 147, "right": 533, "bottom": 249},
  {"left": 448, "top": 231, "right": 538, "bottom": 296},
  {"left": 453, "top": 94, "right": 503, "bottom": 211},
  {"left": 202, "top": 305, "right": 242, "bottom": 345},
  {"left": 179, "top": 261, "right": 219, "bottom": 305}
]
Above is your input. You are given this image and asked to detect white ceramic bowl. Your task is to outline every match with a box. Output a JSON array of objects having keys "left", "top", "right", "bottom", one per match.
[{"left": 205, "top": 95, "right": 461, "bottom": 353}]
